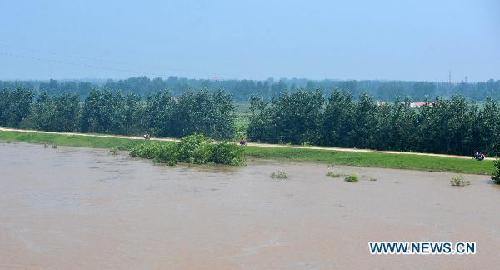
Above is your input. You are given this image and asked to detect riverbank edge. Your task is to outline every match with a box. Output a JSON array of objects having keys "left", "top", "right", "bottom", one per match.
[{"left": 1, "top": 130, "right": 494, "bottom": 175}]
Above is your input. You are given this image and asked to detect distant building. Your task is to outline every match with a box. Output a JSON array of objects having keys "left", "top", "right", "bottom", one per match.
[
  {"left": 375, "top": 101, "right": 433, "bottom": 108},
  {"left": 409, "top": 102, "right": 433, "bottom": 108}
]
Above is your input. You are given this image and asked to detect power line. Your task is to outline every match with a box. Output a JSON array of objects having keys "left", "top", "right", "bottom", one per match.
[{"left": 0, "top": 41, "right": 220, "bottom": 79}]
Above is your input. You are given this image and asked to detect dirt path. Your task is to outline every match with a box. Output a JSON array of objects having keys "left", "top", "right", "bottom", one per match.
[{"left": 0, "top": 126, "right": 494, "bottom": 160}]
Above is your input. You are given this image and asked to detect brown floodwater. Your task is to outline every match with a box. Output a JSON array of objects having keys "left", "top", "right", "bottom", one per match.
[{"left": 0, "top": 142, "right": 499, "bottom": 270}]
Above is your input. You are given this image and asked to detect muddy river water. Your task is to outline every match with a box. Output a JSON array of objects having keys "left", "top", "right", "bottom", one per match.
[{"left": 0, "top": 142, "right": 499, "bottom": 269}]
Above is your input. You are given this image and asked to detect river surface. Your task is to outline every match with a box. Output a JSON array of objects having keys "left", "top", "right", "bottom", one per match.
[{"left": 0, "top": 142, "right": 499, "bottom": 269}]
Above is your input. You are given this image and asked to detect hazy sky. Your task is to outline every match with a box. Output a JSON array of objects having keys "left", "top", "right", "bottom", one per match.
[{"left": 0, "top": 0, "right": 499, "bottom": 81}]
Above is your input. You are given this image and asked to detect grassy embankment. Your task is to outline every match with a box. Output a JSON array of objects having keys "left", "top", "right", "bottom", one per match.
[
  {"left": 244, "top": 147, "right": 494, "bottom": 175},
  {"left": 0, "top": 130, "right": 494, "bottom": 175},
  {"left": 0, "top": 130, "right": 144, "bottom": 150}
]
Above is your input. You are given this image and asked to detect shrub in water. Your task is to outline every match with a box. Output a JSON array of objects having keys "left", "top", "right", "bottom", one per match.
[
  {"left": 130, "top": 142, "right": 162, "bottom": 159},
  {"left": 129, "top": 134, "right": 246, "bottom": 166},
  {"left": 154, "top": 143, "right": 179, "bottom": 166},
  {"left": 344, "top": 175, "right": 358, "bottom": 182},
  {"left": 110, "top": 147, "right": 118, "bottom": 155},
  {"left": 492, "top": 159, "right": 500, "bottom": 185},
  {"left": 450, "top": 175, "right": 470, "bottom": 187},
  {"left": 177, "top": 134, "right": 213, "bottom": 164},
  {"left": 192, "top": 142, "right": 213, "bottom": 164},
  {"left": 211, "top": 141, "right": 245, "bottom": 166},
  {"left": 271, "top": 170, "right": 288, "bottom": 179},
  {"left": 326, "top": 171, "right": 343, "bottom": 178}
]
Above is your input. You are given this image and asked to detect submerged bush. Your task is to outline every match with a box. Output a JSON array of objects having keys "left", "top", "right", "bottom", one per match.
[
  {"left": 344, "top": 175, "right": 358, "bottom": 182},
  {"left": 110, "top": 147, "right": 118, "bottom": 155},
  {"left": 326, "top": 171, "right": 343, "bottom": 178},
  {"left": 129, "top": 134, "right": 245, "bottom": 166},
  {"left": 271, "top": 170, "right": 288, "bottom": 179},
  {"left": 491, "top": 159, "right": 500, "bottom": 184},
  {"left": 211, "top": 141, "right": 245, "bottom": 166},
  {"left": 129, "top": 142, "right": 163, "bottom": 159},
  {"left": 154, "top": 143, "right": 179, "bottom": 166},
  {"left": 450, "top": 175, "right": 470, "bottom": 187},
  {"left": 177, "top": 134, "right": 213, "bottom": 164}
]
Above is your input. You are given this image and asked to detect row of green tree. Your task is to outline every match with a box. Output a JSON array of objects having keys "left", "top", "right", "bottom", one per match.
[
  {"left": 0, "top": 88, "right": 235, "bottom": 140},
  {"left": 2, "top": 87, "right": 500, "bottom": 156},
  {"left": 247, "top": 91, "right": 500, "bottom": 156},
  {"left": 2, "top": 76, "right": 500, "bottom": 101}
]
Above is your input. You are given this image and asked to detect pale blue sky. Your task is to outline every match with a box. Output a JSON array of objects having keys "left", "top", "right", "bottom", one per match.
[{"left": 0, "top": 0, "right": 499, "bottom": 81}]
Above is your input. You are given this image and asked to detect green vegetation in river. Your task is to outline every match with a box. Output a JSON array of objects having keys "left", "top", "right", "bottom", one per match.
[{"left": 130, "top": 134, "right": 245, "bottom": 166}]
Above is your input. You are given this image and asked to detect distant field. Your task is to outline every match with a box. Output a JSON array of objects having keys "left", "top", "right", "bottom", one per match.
[
  {"left": 234, "top": 102, "right": 252, "bottom": 113},
  {"left": 0, "top": 129, "right": 494, "bottom": 175},
  {"left": 235, "top": 102, "right": 251, "bottom": 138},
  {"left": 235, "top": 113, "right": 250, "bottom": 136}
]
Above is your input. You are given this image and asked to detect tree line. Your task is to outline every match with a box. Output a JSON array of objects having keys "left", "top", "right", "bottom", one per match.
[
  {"left": 2, "top": 87, "right": 500, "bottom": 157},
  {"left": 2, "top": 76, "right": 500, "bottom": 102},
  {"left": 247, "top": 90, "right": 500, "bottom": 156},
  {"left": 0, "top": 88, "right": 235, "bottom": 140}
]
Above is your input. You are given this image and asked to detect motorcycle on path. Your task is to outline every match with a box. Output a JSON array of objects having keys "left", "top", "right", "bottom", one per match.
[{"left": 473, "top": 151, "right": 485, "bottom": 161}]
